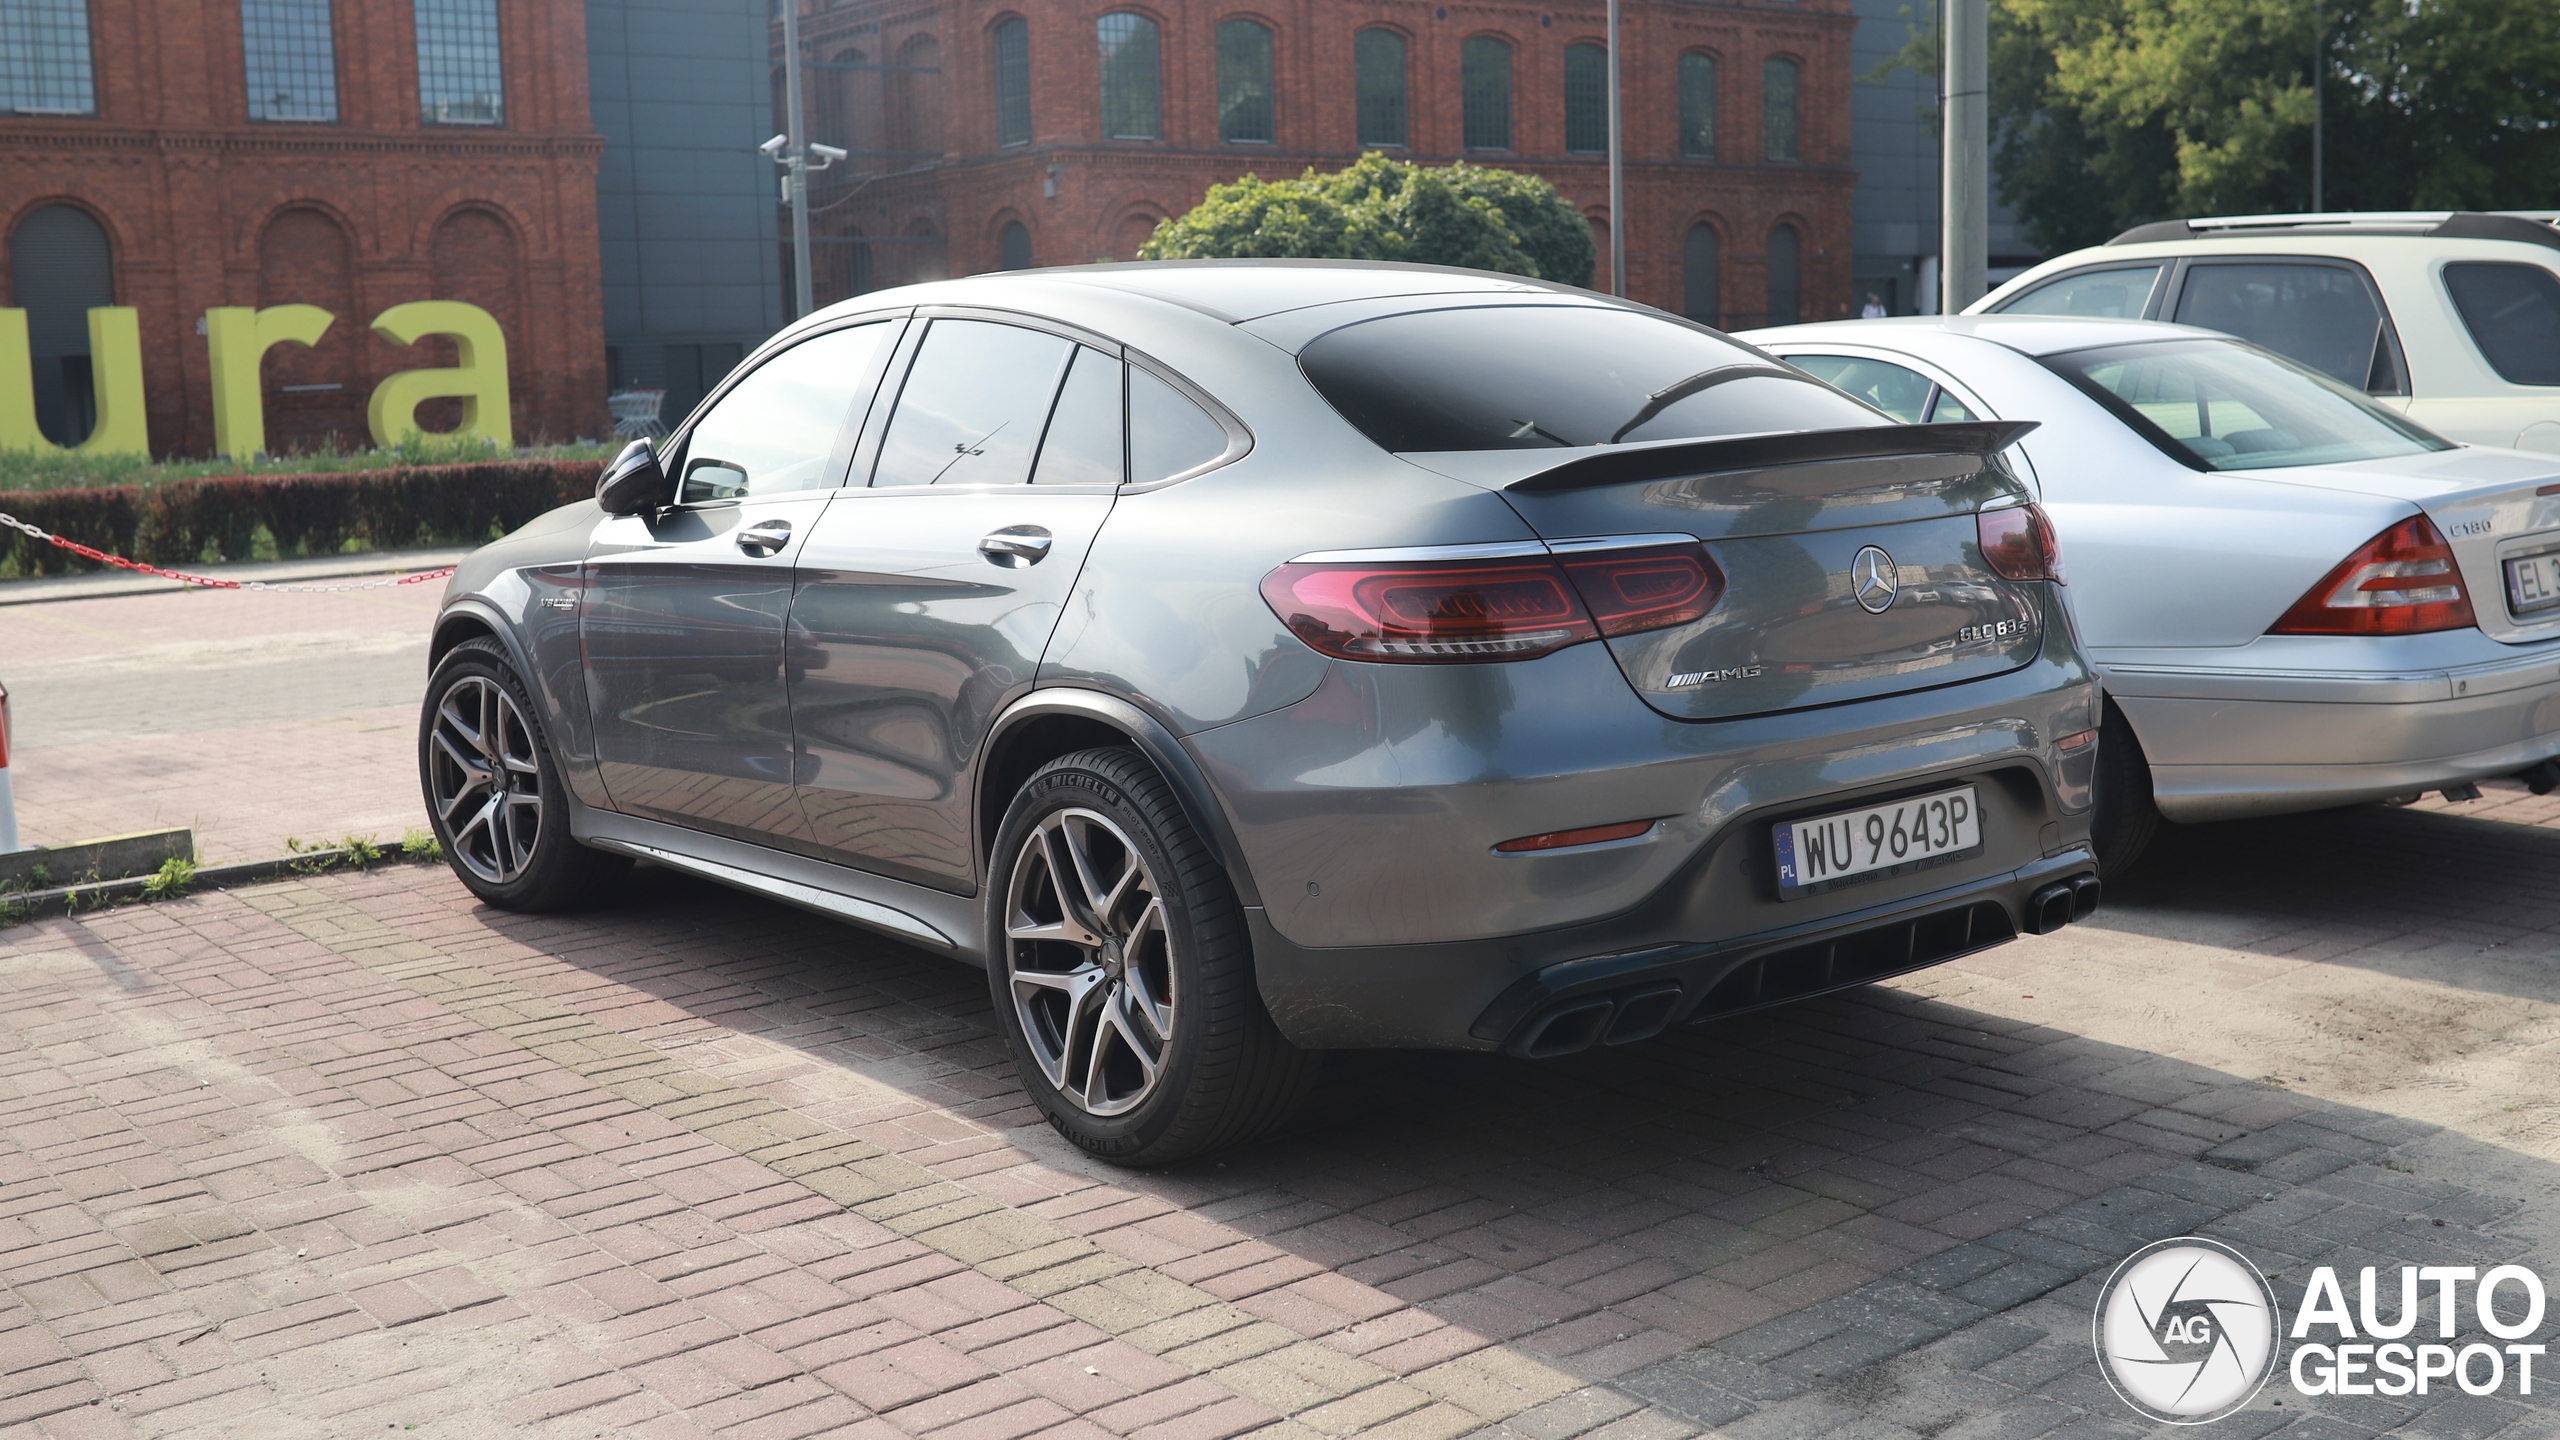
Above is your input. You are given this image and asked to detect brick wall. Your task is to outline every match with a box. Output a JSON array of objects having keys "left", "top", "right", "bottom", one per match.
[
  {"left": 0, "top": 0, "right": 607, "bottom": 456},
  {"left": 788, "top": 0, "right": 1859, "bottom": 326}
]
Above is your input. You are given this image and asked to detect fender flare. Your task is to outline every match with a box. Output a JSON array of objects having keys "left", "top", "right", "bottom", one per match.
[
  {"left": 978, "top": 689, "right": 1263, "bottom": 908},
  {"left": 430, "top": 597, "right": 531, "bottom": 680}
]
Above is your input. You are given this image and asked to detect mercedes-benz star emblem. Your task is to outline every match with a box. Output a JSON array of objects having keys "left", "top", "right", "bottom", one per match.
[{"left": 1851, "top": 545, "right": 1899, "bottom": 614}]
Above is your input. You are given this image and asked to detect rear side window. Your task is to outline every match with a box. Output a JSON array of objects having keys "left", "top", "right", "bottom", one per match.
[
  {"left": 1031, "top": 346, "right": 1125, "bottom": 485},
  {"left": 2171, "top": 262, "right": 2397, "bottom": 392},
  {"left": 874, "top": 320, "right": 1072, "bottom": 486},
  {"left": 1788, "top": 355, "right": 1934, "bottom": 422},
  {"left": 1129, "top": 368, "right": 1229, "bottom": 482},
  {"left": 1995, "top": 265, "right": 2160, "bottom": 319},
  {"left": 2444, "top": 262, "right": 2560, "bottom": 386},
  {"left": 1300, "top": 305, "right": 1883, "bottom": 452}
]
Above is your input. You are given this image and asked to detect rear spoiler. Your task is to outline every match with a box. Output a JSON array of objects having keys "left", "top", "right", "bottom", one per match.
[{"left": 1502, "top": 421, "right": 2041, "bottom": 494}]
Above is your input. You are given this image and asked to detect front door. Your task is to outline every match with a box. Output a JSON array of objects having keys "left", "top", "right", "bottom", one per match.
[
  {"left": 583, "top": 318, "right": 899, "bottom": 842},
  {"left": 789, "top": 317, "right": 1128, "bottom": 889}
]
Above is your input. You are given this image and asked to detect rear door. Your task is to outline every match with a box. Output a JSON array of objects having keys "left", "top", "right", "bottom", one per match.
[{"left": 786, "top": 315, "right": 1228, "bottom": 890}]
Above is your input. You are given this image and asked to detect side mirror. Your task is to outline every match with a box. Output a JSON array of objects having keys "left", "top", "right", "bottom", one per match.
[{"left": 596, "top": 438, "right": 671, "bottom": 515}]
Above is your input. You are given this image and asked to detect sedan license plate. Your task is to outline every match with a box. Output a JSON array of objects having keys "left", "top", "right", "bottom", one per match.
[
  {"left": 2505, "top": 549, "right": 2560, "bottom": 617},
  {"left": 1774, "top": 786, "right": 1980, "bottom": 896}
]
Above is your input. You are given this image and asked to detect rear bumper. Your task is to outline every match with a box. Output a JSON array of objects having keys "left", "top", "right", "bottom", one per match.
[{"left": 2105, "top": 636, "right": 2560, "bottom": 820}]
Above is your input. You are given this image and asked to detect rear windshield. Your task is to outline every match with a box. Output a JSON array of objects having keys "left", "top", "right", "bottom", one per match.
[
  {"left": 2040, "top": 338, "right": 2451, "bottom": 471},
  {"left": 1299, "top": 305, "right": 1886, "bottom": 452}
]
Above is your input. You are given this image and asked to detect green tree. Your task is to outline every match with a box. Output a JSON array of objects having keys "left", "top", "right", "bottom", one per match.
[
  {"left": 1139, "top": 153, "right": 1596, "bottom": 287},
  {"left": 1883, "top": 0, "right": 2560, "bottom": 253}
]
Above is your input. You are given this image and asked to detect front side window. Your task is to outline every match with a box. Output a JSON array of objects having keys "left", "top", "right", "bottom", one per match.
[
  {"left": 2443, "top": 262, "right": 2560, "bottom": 387},
  {"left": 1097, "top": 12, "right": 1160, "bottom": 141},
  {"left": 0, "top": 0, "right": 94, "bottom": 114},
  {"left": 1300, "top": 305, "right": 1883, "bottom": 453},
  {"left": 1354, "top": 29, "right": 1406, "bottom": 147},
  {"left": 1761, "top": 57, "right": 1797, "bottom": 162},
  {"left": 679, "top": 322, "right": 895, "bottom": 500},
  {"left": 1562, "top": 42, "right": 1605, "bottom": 154},
  {"left": 1217, "top": 19, "right": 1272, "bottom": 143},
  {"left": 415, "top": 0, "right": 502, "bottom": 125},
  {"left": 1461, "top": 36, "right": 1510, "bottom": 151},
  {"left": 2044, "top": 338, "right": 2452, "bottom": 472},
  {"left": 1678, "top": 52, "right": 1715, "bottom": 159},
  {"left": 993, "top": 16, "right": 1030, "bottom": 146},
  {"left": 242, "top": 0, "right": 339, "bottom": 122},
  {"left": 2172, "top": 262, "right": 2397, "bottom": 392},
  {"left": 1995, "top": 264, "right": 2160, "bottom": 319},
  {"left": 875, "top": 319, "right": 1073, "bottom": 486}
]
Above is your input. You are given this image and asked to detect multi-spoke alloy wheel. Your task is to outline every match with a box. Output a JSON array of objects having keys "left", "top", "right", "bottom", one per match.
[
  {"left": 427, "top": 673, "right": 546, "bottom": 886},
  {"left": 1004, "top": 808, "right": 1176, "bottom": 1117}
]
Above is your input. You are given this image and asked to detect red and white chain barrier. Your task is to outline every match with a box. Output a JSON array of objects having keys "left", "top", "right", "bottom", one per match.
[{"left": 0, "top": 509, "right": 457, "bottom": 593}]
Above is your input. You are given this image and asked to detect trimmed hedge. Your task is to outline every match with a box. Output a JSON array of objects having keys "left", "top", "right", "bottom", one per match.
[{"left": 0, "top": 459, "right": 602, "bottom": 578}]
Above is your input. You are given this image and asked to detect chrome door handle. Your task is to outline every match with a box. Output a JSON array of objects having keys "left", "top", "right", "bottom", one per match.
[
  {"left": 736, "top": 518, "right": 793, "bottom": 557},
  {"left": 978, "top": 527, "right": 1054, "bottom": 568}
]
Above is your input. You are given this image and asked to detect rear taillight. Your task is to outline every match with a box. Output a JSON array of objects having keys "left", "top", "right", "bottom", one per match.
[
  {"left": 1978, "top": 504, "right": 2063, "bottom": 583},
  {"left": 2269, "top": 515, "right": 2477, "bottom": 636},
  {"left": 1262, "top": 542, "right": 1724, "bottom": 663}
]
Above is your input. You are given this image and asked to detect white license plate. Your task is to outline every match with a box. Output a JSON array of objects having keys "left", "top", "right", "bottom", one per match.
[
  {"left": 1774, "top": 785, "right": 1981, "bottom": 894},
  {"left": 2505, "top": 550, "right": 2560, "bottom": 616}
]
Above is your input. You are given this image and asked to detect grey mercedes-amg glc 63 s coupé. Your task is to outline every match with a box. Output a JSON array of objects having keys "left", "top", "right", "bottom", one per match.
[{"left": 418, "top": 262, "right": 2103, "bottom": 1164}]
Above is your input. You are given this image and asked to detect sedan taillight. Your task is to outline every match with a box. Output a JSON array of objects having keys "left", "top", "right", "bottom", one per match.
[
  {"left": 2269, "top": 515, "right": 2477, "bottom": 636},
  {"left": 1262, "top": 543, "right": 1724, "bottom": 663},
  {"left": 1978, "top": 504, "right": 2063, "bottom": 583}
]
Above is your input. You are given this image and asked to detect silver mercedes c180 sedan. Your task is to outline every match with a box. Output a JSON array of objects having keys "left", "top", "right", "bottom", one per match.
[
  {"left": 1745, "top": 315, "right": 2560, "bottom": 874},
  {"left": 418, "top": 262, "right": 2102, "bottom": 1164}
]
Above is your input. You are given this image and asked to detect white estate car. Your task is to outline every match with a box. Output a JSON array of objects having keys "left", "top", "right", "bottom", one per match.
[
  {"left": 1742, "top": 315, "right": 2560, "bottom": 871},
  {"left": 1969, "top": 212, "right": 2560, "bottom": 455}
]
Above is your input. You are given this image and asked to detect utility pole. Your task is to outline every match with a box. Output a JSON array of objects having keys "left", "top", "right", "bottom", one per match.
[
  {"left": 1939, "top": 0, "right": 1989, "bottom": 312},
  {"left": 2310, "top": 1, "right": 2324, "bottom": 211},
  {"left": 781, "top": 0, "right": 812, "bottom": 320},
  {"left": 1606, "top": 0, "right": 1625, "bottom": 297}
]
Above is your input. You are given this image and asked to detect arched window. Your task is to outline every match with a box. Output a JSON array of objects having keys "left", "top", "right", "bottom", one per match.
[
  {"left": 1762, "top": 57, "right": 1799, "bottom": 162},
  {"left": 1679, "top": 53, "right": 1716, "bottom": 159},
  {"left": 424, "top": 208, "right": 522, "bottom": 431},
  {"left": 993, "top": 17, "right": 1031, "bottom": 147},
  {"left": 258, "top": 207, "right": 362, "bottom": 452},
  {"left": 1562, "top": 42, "right": 1606, "bottom": 154},
  {"left": 890, "top": 34, "right": 942, "bottom": 159},
  {"left": 0, "top": 0, "right": 94, "bottom": 114},
  {"left": 9, "top": 203, "right": 112, "bottom": 446},
  {"left": 1766, "top": 222, "right": 1801, "bottom": 325},
  {"left": 999, "top": 220, "right": 1033, "bottom": 270},
  {"left": 820, "top": 47, "right": 865, "bottom": 157},
  {"left": 1354, "top": 30, "right": 1406, "bottom": 148},
  {"left": 1217, "top": 19, "right": 1273, "bottom": 144},
  {"left": 1461, "top": 36, "right": 1510, "bottom": 151},
  {"left": 1683, "top": 224, "right": 1721, "bottom": 326},
  {"left": 1097, "top": 13, "right": 1160, "bottom": 141}
]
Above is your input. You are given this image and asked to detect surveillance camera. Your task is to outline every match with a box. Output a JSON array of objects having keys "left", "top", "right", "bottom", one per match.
[
  {"left": 809, "top": 143, "right": 849, "bottom": 165},
  {"left": 758, "top": 134, "right": 788, "bottom": 156}
]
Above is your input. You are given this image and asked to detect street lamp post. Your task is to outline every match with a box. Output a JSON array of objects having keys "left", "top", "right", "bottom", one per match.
[
  {"left": 1607, "top": 0, "right": 1624, "bottom": 298},
  {"left": 1939, "top": 0, "right": 1989, "bottom": 313},
  {"left": 780, "top": 0, "right": 812, "bottom": 320}
]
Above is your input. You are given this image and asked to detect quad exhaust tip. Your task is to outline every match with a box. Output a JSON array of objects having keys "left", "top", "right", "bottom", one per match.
[{"left": 2026, "top": 874, "right": 2101, "bottom": 936}]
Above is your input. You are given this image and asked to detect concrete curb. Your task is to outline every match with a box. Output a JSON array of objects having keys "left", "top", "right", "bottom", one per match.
[
  {"left": 1, "top": 848, "right": 440, "bottom": 925},
  {"left": 0, "top": 547, "right": 473, "bottom": 606},
  {"left": 0, "top": 828, "right": 193, "bottom": 891}
]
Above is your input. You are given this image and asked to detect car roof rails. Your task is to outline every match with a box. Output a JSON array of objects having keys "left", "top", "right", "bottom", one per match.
[{"left": 2106, "top": 211, "right": 2560, "bottom": 254}]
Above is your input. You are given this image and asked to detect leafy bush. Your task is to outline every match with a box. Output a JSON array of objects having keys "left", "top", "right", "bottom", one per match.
[
  {"left": 0, "top": 434, "right": 611, "bottom": 495},
  {"left": 1140, "top": 153, "right": 1596, "bottom": 288},
  {"left": 0, "top": 458, "right": 602, "bottom": 577}
]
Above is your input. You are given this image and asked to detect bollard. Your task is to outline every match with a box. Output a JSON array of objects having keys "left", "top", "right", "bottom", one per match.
[{"left": 0, "top": 679, "right": 16, "bottom": 854}]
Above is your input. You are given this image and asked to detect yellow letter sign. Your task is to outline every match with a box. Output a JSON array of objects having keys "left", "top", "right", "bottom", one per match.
[
  {"left": 367, "top": 300, "right": 512, "bottom": 450},
  {"left": 0, "top": 307, "right": 150, "bottom": 456},
  {"left": 205, "top": 304, "right": 334, "bottom": 459}
]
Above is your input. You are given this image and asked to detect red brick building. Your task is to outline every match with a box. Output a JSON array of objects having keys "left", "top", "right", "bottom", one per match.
[
  {"left": 0, "top": 0, "right": 605, "bottom": 457},
  {"left": 787, "top": 0, "right": 1857, "bottom": 328}
]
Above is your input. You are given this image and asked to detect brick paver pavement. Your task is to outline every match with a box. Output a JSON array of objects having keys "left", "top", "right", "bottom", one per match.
[
  {"left": 5, "top": 799, "right": 2560, "bottom": 1437},
  {"left": 0, "top": 585, "right": 436, "bottom": 862}
]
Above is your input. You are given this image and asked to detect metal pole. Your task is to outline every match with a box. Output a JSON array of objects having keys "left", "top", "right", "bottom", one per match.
[
  {"left": 0, "top": 681, "right": 19, "bottom": 855},
  {"left": 782, "top": 0, "right": 812, "bottom": 319},
  {"left": 1938, "top": 0, "right": 1989, "bottom": 312},
  {"left": 2310, "top": 2, "right": 2323, "bottom": 212},
  {"left": 1606, "top": 0, "right": 1625, "bottom": 297}
]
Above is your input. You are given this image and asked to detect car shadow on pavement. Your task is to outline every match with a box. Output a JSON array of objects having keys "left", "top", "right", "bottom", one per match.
[{"left": 432, "top": 861, "right": 2560, "bottom": 1437}]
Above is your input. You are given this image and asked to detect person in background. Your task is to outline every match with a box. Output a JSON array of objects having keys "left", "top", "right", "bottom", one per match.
[{"left": 1860, "top": 292, "right": 1888, "bottom": 319}]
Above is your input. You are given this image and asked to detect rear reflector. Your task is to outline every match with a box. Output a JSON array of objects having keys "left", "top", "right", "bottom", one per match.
[
  {"left": 1978, "top": 504, "right": 2063, "bottom": 583},
  {"left": 2269, "top": 515, "right": 2477, "bottom": 636},
  {"left": 1264, "top": 542, "right": 1722, "bottom": 664},
  {"left": 2054, "top": 728, "right": 2097, "bottom": 752},
  {"left": 1494, "top": 819, "right": 1659, "bottom": 853}
]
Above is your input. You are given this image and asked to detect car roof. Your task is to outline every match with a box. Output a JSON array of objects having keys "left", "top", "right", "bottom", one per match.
[
  {"left": 2102, "top": 210, "right": 2560, "bottom": 252},
  {"left": 1002, "top": 259, "right": 1599, "bottom": 323},
  {"left": 1743, "top": 314, "right": 2227, "bottom": 360}
]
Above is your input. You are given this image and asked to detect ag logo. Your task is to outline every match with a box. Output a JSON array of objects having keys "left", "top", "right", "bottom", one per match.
[
  {"left": 2092, "top": 1237, "right": 2281, "bottom": 1423},
  {"left": 1851, "top": 545, "right": 1899, "bottom": 613}
]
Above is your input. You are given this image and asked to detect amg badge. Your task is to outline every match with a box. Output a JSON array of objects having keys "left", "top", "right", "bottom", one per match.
[{"left": 1667, "top": 665, "right": 1763, "bottom": 688}]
